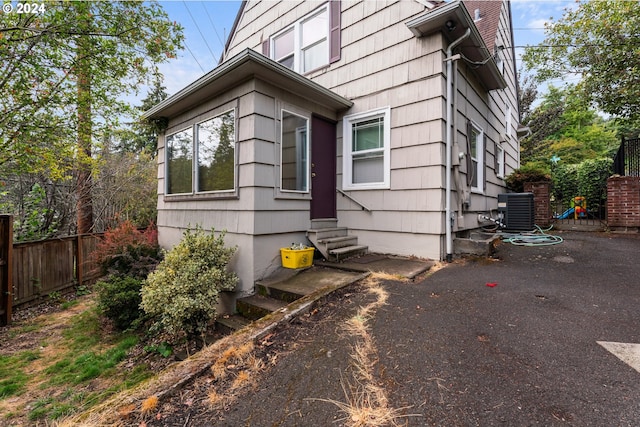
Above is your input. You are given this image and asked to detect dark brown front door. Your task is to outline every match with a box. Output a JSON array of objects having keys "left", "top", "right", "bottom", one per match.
[{"left": 311, "top": 115, "right": 337, "bottom": 219}]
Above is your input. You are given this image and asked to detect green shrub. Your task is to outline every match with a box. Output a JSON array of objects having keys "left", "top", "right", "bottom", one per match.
[
  {"left": 552, "top": 163, "right": 579, "bottom": 202},
  {"left": 505, "top": 163, "right": 551, "bottom": 193},
  {"left": 552, "top": 158, "right": 612, "bottom": 207},
  {"left": 577, "top": 158, "right": 613, "bottom": 208},
  {"left": 95, "top": 276, "right": 144, "bottom": 330},
  {"left": 140, "top": 227, "right": 238, "bottom": 341}
]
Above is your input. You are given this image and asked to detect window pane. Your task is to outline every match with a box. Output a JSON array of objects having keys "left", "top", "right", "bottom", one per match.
[
  {"left": 470, "top": 128, "right": 479, "bottom": 158},
  {"left": 278, "top": 54, "right": 295, "bottom": 69},
  {"left": 281, "top": 111, "right": 309, "bottom": 191},
  {"left": 166, "top": 128, "right": 193, "bottom": 194},
  {"left": 353, "top": 153, "right": 384, "bottom": 184},
  {"left": 197, "top": 111, "right": 235, "bottom": 192},
  {"left": 274, "top": 28, "right": 294, "bottom": 60},
  {"left": 302, "top": 39, "right": 328, "bottom": 72},
  {"left": 471, "top": 159, "right": 478, "bottom": 187},
  {"left": 352, "top": 118, "right": 383, "bottom": 152},
  {"left": 301, "top": 9, "right": 328, "bottom": 47}
]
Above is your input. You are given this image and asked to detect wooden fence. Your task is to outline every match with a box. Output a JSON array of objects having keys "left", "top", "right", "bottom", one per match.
[
  {"left": 1, "top": 215, "right": 103, "bottom": 325},
  {"left": 0, "top": 216, "right": 13, "bottom": 325}
]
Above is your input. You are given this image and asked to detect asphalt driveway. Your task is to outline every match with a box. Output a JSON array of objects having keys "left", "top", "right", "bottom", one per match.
[
  {"left": 146, "top": 231, "right": 640, "bottom": 426},
  {"left": 373, "top": 231, "right": 640, "bottom": 425}
]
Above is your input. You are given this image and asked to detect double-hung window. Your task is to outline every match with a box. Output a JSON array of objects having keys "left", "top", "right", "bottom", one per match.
[
  {"left": 468, "top": 123, "right": 484, "bottom": 192},
  {"left": 271, "top": 5, "right": 329, "bottom": 73},
  {"left": 165, "top": 109, "right": 236, "bottom": 195},
  {"left": 281, "top": 110, "right": 309, "bottom": 192},
  {"left": 343, "top": 107, "right": 391, "bottom": 190},
  {"left": 496, "top": 144, "right": 505, "bottom": 178}
]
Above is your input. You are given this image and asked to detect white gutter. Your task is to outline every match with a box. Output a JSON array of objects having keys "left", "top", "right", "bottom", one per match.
[{"left": 444, "top": 28, "right": 470, "bottom": 262}]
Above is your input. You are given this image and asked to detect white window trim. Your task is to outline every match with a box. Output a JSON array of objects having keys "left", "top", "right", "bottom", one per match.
[
  {"left": 496, "top": 142, "right": 505, "bottom": 179},
  {"left": 165, "top": 126, "right": 194, "bottom": 196},
  {"left": 270, "top": 4, "right": 329, "bottom": 73},
  {"left": 194, "top": 108, "right": 237, "bottom": 194},
  {"left": 280, "top": 109, "right": 310, "bottom": 194},
  {"left": 505, "top": 104, "right": 512, "bottom": 142},
  {"left": 469, "top": 121, "right": 484, "bottom": 194},
  {"left": 343, "top": 106, "right": 391, "bottom": 190}
]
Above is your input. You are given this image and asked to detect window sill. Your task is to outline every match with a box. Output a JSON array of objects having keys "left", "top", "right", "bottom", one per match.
[
  {"left": 164, "top": 191, "right": 239, "bottom": 202},
  {"left": 343, "top": 184, "right": 389, "bottom": 191}
]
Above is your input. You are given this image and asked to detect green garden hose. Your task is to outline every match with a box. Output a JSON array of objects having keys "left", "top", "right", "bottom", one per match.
[{"left": 501, "top": 225, "right": 564, "bottom": 246}]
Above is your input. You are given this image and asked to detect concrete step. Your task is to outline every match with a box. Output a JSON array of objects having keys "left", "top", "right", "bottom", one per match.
[
  {"left": 307, "top": 227, "right": 348, "bottom": 241},
  {"left": 329, "top": 245, "right": 369, "bottom": 261},
  {"left": 215, "top": 314, "right": 252, "bottom": 334},
  {"left": 256, "top": 280, "right": 308, "bottom": 303},
  {"left": 310, "top": 218, "right": 338, "bottom": 229},
  {"left": 236, "top": 294, "right": 288, "bottom": 321},
  {"left": 318, "top": 235, "right": 358, "bottom": 249}
]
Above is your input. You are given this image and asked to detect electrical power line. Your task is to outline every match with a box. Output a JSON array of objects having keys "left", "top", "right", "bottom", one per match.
[
  {"left": 183, "top": 0, "right": 217, "bottom": 64},
  {"left": 184, "top": 42, "right": 205, "bottom": 73},
  {"left": 201, "top": 1, "right": 226, "bottom": 53}
]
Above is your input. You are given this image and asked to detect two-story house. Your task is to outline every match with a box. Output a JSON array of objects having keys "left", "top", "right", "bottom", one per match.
[{"left": 144, "top": 0, "right": 523, "bottom": 301}]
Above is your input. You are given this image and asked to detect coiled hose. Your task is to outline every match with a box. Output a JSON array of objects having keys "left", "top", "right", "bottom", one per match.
[{"left": 501, "top": 225, "right": 564, "bottom": 246}]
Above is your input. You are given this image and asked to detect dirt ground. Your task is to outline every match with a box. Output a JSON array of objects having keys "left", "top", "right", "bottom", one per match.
[{"left": 0, "top": 294, "right": 178, "bottom": 426}]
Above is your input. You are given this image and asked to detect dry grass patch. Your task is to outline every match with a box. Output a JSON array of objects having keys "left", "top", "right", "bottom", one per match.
[{"left": 317, "top": 272, "right": 416, "bottom": 427}]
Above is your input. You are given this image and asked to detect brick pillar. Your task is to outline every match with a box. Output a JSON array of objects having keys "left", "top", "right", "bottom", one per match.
[
  {"left": 607, "top": 176, "right": 640, "bottom": 231},
  {"left": 524, "top": 181, "right": 551, "bottom": 227}
]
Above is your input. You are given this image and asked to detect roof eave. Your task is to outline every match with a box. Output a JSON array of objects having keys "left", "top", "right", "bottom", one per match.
[
  {"left": 406, "top": 0, "right": 507, "bottom": 91},
  {"left": 144, "top": 49, "right": 353, "bottom": 120}
]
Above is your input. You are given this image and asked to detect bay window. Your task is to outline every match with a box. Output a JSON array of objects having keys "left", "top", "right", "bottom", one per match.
[
  {"left": 196, "top": 110, "right": 235, "bottom": 192},
  {"left": 165, "top": 109, "right": 236, "bottom": 195},
  {"left": 166, "top": 128, "right": 193, "bottom": 195},
  {"left": 281, "top": 110, "right": 309, "bottom": 192}
]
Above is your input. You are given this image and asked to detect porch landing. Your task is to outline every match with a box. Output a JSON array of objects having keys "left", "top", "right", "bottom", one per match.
[{"left": 216, "top": 255, "right": 434, "bottom": 334}]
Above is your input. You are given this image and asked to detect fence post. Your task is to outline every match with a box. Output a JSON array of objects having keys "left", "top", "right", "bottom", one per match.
[
  {"left": 524, "top": 181, "right": 551, "bottom": 227},
  {"left": 76, "top": 234, "right": 84, "bottom": 287},
  {"left": 1, "top": 215, "right": 14, "bottom": 326}
]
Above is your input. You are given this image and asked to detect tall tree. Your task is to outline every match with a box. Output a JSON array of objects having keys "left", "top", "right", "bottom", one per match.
[
  {"left": 116, "top": 76, "right": 169, "bottom": 154},
  {"left": 523, "top": 0, "right": 640, "bottom": 123},
  {"left": 520, "top": 85, "right": 618, "bottom": 166},
  {"left": 0, "top": 1, "right": 183, "bottom": 232}
]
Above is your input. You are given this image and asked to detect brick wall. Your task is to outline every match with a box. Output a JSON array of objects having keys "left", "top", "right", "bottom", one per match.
[
  {"left": 607, "top": 176, "right": 640, "bottom": 230},
  {"left": 524, "top": 181, "right": 551, "bottom": 227}
]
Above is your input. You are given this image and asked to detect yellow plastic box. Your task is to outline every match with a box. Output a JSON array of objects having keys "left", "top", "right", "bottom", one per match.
[{"left": 280, "top": 247, "right": 314, "bottom": 269}]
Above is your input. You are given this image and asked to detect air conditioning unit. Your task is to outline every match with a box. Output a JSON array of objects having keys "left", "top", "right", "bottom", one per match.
[{"left": 498, "top": 193, "right": 534, "bottom": 231}]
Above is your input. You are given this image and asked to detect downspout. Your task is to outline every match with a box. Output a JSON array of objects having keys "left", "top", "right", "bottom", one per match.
[{"left": 444, "top": 28, "right": 470, "bottom": 262}]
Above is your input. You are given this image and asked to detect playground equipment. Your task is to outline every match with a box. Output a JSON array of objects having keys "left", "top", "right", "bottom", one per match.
[{"left": 556, "top": 196, "right": 587, "bottom": 220}]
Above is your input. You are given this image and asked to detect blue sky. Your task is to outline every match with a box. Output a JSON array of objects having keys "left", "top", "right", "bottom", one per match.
[{"left": 153, "top": 0, "right": 577, "bottom": 98}]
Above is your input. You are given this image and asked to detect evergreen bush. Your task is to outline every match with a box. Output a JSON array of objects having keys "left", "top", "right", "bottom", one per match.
[
  {"left": 505, "top": 164, "right": 551, "bottom": 193},
  {"left": 95, "top": 276, "right": 144, "bottom": 330},
  {"left": 552, "top": 158, "right": 612, "bottom": 208},
  {"left": 140, "top": 227, "right": 238, "bottom": 342}
]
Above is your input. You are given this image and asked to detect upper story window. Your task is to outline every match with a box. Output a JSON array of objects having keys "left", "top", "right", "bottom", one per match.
[
  {"left": 264, "top": 1, "right": 341, "bottom": 73},
  {"left": 271, "top": 6, "right": 329, "bottom": 73},
  {"left": 343, "top": 107, "right": 391, "bottom": 190},
  {"left": 165, "top": 109, "right": 236, "bottom": 195}
]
